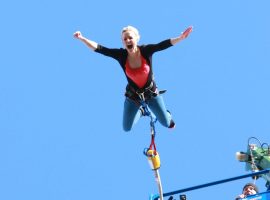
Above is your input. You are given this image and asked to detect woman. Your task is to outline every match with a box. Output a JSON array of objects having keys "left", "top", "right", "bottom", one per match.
[{"left": 73, "top": 25, "right": 192, "bottom": 132}]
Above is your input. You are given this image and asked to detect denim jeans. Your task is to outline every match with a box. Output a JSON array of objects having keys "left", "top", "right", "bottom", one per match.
[{"left": 122, "top": 95, "right": 172, "bottom": 132}]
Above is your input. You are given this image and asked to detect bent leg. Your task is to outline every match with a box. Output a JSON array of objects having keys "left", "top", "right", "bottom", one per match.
[
  {"left": 147, "top": 95, "right": 172, "bottom": 128},
  {"left": 122, "top": 98, "right": 141, "bottom": 132}
]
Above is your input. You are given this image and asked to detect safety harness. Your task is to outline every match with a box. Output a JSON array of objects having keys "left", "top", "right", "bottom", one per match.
[{"left": 125, "top": 80, "right": 166, "bottom": 107}]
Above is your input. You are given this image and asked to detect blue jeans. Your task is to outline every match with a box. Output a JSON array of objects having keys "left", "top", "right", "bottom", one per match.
[{"left": 123, "top": 95, "right": 172, "bottom": 132}]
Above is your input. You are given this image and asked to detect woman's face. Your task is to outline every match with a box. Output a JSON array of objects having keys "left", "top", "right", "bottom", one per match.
[{"left": 122, "top": 31, "right": 138, "bottom": 53}]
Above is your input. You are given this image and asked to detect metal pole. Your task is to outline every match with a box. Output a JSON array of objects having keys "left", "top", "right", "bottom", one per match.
[{"left": 152, "top": 169, "right": 270, "bottom": 200}]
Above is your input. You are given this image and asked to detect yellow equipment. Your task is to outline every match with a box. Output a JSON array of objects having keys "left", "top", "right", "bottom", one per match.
[{"left": 146, "top": 149, "right": 161, "bottom": 170}]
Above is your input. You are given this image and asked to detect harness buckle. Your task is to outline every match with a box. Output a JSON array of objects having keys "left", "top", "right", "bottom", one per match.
[{"left": 136, "top": 91, "right": 145, "bottom": 101}]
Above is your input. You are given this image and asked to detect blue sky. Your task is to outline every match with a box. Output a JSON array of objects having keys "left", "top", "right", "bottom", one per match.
[{"left": 1, "top": 0, "right": 270, "bottom": 200}]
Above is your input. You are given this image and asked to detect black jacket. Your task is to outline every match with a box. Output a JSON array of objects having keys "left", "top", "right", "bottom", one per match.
[{"left": 95, "top": 39, "right": 173, "bottom": 92}]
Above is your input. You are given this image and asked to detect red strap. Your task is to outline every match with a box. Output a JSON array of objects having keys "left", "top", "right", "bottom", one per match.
[{"left": 149, "top": 134, "right": 157, "bottom": 154}]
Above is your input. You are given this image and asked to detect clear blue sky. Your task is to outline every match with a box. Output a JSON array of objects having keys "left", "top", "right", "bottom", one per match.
[{"left": 1, "top": 0, "right": 270, "bottom": 200}]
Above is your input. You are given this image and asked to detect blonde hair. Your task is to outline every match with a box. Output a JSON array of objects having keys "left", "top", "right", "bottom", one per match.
[{"left": 121, "top": 25, "right": 140, "bottom": 42}]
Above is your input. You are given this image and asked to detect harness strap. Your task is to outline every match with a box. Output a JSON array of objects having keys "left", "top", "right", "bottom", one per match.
[
  {"left": 140, "top": 99, "right": 158, "bottom": 156},
  {"left": 125, "top": 81, "right": 167, "bottom": 104},
  {"left": 149, "top": 134, "right": 157, "bottom": 152}
]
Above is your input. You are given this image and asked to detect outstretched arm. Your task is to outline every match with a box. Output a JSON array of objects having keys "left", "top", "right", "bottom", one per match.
[
  {"left": 73, "top": 31, "right": 98, "bottom": 51},
  {"left": 170, "top": 26, "right": 193, "bottom": 45}
]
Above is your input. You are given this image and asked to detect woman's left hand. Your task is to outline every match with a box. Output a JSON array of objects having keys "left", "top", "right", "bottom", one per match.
[{"left": 180, "top": 26, "right": 193, "bottom": 39}]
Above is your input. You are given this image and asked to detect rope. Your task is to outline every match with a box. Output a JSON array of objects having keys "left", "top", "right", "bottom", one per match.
[{"left": 138, "top": 94, "right": 163, "bottom": 200}]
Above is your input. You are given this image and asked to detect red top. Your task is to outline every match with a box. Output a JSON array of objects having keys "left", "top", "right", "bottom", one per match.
[{"left": 125, "top": 56, "right": 150, "bottom": 88}]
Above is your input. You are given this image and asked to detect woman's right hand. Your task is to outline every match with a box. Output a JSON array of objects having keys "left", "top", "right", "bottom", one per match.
[
  {"left": 73, "top": 31, "right": 98, "bottom": 50},
  {"left": 73, "top": 31, "right": 83, "bottom": 39}
]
